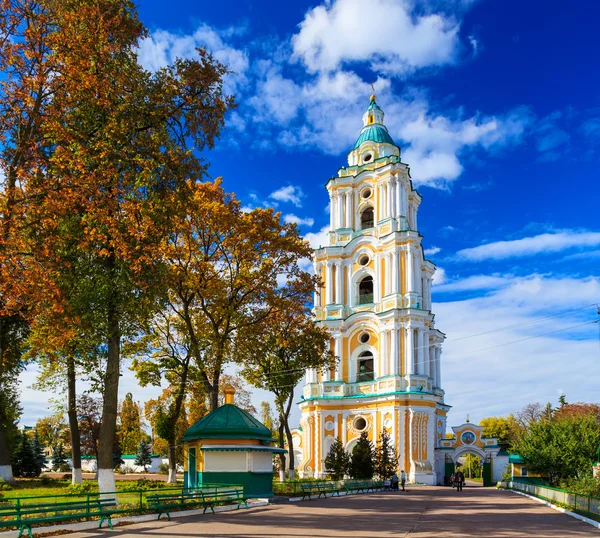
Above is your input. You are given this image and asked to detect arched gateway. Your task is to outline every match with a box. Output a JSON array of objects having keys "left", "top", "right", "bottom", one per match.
[{"left": 435, "top": 423, "right": 508, "bottom": 486}]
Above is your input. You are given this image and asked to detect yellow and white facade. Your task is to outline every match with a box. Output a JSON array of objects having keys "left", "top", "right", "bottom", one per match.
[{"left": 297, "top": 95, "right": 449, "bottom": 485}]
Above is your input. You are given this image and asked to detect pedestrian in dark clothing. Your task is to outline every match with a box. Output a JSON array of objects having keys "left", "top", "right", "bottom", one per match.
[
  {"left": 450, "top": 472, "right": 456, "bottom": 488},
  {"left": 455, "top": 470, "right": 465, "bottom": 492},
  {"left": 391, "top": 473, "right": 399, "bottom": 491}
]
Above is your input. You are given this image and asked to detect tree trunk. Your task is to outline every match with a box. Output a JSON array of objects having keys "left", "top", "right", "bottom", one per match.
[
  {"left": 277, "top": 420, "right": 286, "bottom": 481},
  {"left": 283, "top": 419, "right": 295, "bottom": 480},
  {"left": 167, "top": 442, "right": 177, "bottom": 483},
  {"left": 0, "top": 424, "right": 15, "bottom": 483},
  {"left": 67, "top": 355, "right": 82, "bottom": 484},
  {"left": 97, "top": 288, "right": 120, "bottom": 495}
]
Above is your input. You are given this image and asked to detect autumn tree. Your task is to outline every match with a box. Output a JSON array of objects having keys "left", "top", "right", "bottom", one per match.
[
  {"left": 118, "top": 393, "right": 144, "bottom": 455},
  {"left": 130, "top": 310, "right": 197, "bottom": 482},
  {"left": 239, "top": 295, "right": 332, "bottom": 479},
  {"left": 2, "top": 0, "right": 233, "bottom": 494},
  {"left": 77, "top": 394, "right": 102, "bottom": 459},
  {"left": 479, "top": 415, "right": 521, "bottom": 449},
  {"left": 162, "top": 180, "right": 314, "bottom": 413},
  {"left": 0, "top": 0, "right": 54, "bottom": 482},
  {"left": 35, "top": 414, "right": 70, "bottom": 451}
]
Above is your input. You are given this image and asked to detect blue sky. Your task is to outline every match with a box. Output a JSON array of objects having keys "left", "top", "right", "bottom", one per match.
[{"left": 20, "top": 0, "right": 600, "bottom": 430}]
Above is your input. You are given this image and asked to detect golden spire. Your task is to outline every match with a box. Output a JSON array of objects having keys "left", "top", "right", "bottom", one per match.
[
  {"left": 370, "top": 82, "right": 376, "bottom": 102},
  {"left": 223, "top": 384, "right": 235, "bottom": 405}
]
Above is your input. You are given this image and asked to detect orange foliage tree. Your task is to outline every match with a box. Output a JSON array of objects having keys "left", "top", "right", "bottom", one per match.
[
  {"left": 161, "top": 179, "right": 316, "bottom": 412},
  {"left": 0, "top": 0, "right": 233, "bottom": 491}
]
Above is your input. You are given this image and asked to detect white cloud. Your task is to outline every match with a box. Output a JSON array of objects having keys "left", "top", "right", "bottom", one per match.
[
  {"left": 304, "top": 225, "right": 330, "bottom": 249},
  {"left": 292, "top": 0, "right": 461, "bottom": 76},
  {"left": 433, "top": 274, "right": 513, "bottom": 292},
  {"left": 435, "top": 274, "right": 600, "bottom": 424},
  {"left": 137, "top": 25, "right": 249, "bottom": 94},
  {"left": 424, "top": 246, "right": 441, "bottom": 256},
  {"left": 457, "top": 230, "right": 600, "bottom": 261},
  {"left": 269, "top": 185, "right": 305, "bottom": 207},
  {"left": 284, "top": 214, "right": 314, "bottom": 227},
  {"left": 432, "top": 267, "right": 447, "bottom": 285}
]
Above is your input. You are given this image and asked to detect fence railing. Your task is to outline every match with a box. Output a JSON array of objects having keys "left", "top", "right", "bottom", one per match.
[
  {"left": 0, "top": 483, "right": 243, "bottom": 515},
  {"left": 505, "top": 481, "right": 600, "bottom": 519}
]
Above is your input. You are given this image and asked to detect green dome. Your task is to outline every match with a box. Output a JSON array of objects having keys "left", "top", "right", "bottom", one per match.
[
  {"left": 182, "top": 404, "right": 272, "bottom": 442},
  {"left": 353, "top": 124, "right": 395, "bottom": 149}
]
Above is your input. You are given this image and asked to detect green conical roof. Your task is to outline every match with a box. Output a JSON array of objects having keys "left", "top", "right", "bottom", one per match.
[
  {"left": 353, "top": 124, "right": 395, "bottom": 149},
  {"left": 182, "top": 404, "right": 272, "bottom": 442}
]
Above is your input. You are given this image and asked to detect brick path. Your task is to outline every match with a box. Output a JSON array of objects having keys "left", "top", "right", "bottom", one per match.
[{"left": 66, "top": 486, "right": 597, "bottom": 537}]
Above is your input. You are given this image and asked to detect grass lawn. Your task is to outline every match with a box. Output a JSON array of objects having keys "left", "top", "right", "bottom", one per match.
[{"left": 0, "top": 477, "right": 183, "bottom": 508}]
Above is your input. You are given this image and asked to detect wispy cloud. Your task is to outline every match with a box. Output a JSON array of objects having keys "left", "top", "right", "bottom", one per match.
[
  {"left": 284, "top": 214, "right": 314, "bottom": 227},
  {"left": 424, "top": 246, "right": 441, "bottom": 256},
  {"left": 269, "top": 185, "right": 305, "bottom": 207},
  {"left": 456, "top": 230, "right": 600, "bottom": 261}
]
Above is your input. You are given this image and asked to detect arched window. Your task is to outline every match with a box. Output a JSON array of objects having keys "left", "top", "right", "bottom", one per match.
[
  {"left": 357, "top": 351, "right": 374, "bottom": 382},
  {"left": 358, "top": 276, "right": 373, "bottom": 304},
  {"left": 360, "top": 207, "right": 374, "bottom": 230}
]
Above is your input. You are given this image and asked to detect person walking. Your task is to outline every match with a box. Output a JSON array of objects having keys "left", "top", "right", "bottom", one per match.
[
  {"left": 390, "top": 472, "right": 399, "bottom": 491},
  {"left": 400, "top": 470, "right": 407, "bottom": 492},
  {"left": 450, "top": 472, "right": 456, "bottom": 488},
  {"left": 455, "top": 469, "right": 465, "bottom": 492}
]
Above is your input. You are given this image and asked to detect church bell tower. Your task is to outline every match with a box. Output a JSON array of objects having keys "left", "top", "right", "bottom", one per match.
[{"left": 297, "top": 94, "right": 449, "bottom": 485}]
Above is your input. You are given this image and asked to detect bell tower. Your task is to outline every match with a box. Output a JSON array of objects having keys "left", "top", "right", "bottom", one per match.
[{"left": 297, "top": 94, "right": 449, "bottom": 485}]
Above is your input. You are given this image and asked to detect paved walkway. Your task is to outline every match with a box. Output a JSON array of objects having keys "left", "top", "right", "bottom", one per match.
[{"left": 66, "top": 487, "right": 597, "bottom": 538}]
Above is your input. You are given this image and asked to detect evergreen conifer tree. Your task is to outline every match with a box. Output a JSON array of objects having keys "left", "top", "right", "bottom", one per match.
[
  {"left": 350, "top": 431, "right": 375, "bottom": 479},
  {"left": 324, "top": 437, "right": 350, "bottom": 480},
  {"left": 12, "top": 433, "right": 41, "bottom": 477},
  {"left": 375, "top": 429, "right": 398, "bottom": 479},
  {"left": 134, "top": 440, "right": 152, "bottom": 473},
  {"left": 32, "top": 429, "right": 47, "bottom": 472},
  {"left": 51, "top": 443, "right": 69, "bottom": 472}
]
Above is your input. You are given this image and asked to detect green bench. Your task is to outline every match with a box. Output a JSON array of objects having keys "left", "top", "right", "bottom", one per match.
[
  {"left": 300, "top": 481, "right": 340, "bottom": 500},
  {"left": 344, "top": 480, "right": 385, "bottom": 494},
  {"left": 147, "top": 487, "right": 247, "bottom": 520},
  {"left": 0, "top": 497, "right": 118, "bottom": 538}
]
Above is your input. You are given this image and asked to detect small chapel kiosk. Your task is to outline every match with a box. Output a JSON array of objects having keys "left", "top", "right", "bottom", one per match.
[{"left": 182, "top": 386, "right": 285, "bottom": 498}]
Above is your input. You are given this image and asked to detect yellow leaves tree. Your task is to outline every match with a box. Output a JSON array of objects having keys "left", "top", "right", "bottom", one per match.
[{"left": 162, "top": 179, "right": 316, "bottom": 412}]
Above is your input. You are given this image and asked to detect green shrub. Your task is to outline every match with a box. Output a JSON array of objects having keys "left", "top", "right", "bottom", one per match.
[
  {"left": 559, "top": 475, "right": 600, "bottom": 497},
  {"left": 0, "top": 478, "right": 13, "bottom": 491},
  {"left": 157, "top": 463, "right": 169, "bottom": 475},
  {"left": 67, "top": 482, "right": 97, "bottom": 494}
]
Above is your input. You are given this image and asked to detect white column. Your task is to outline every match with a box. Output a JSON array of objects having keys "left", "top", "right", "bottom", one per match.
[
  {"left": 424, "top": 332, "right": 430, "bottom": 377},
  {"left": 329, "top": 193, "right": 335, "bottom": 229},
  {"left": 379, "top": 329, "right": 387, "bottom": 378},
  {"left": 385, "top": 253, "right": 392, "bottom": 296},
  {"left": 436, "top": 348, "right": 442, "bottom": 388},
  {"left": 406, "top": 326, "right": 414, "bottom": 375},
  {"left": 406, "top": 246, "right": 414, "bottom": 294},
  {"left": 337, "top": 193, "right": 344, "bottom": 229},
  {"left": 374, "top": 254, "right": 381, "bottom": 303},
  {"left": 417, "top": 329, "right": 424, "bottom": 375},
  {"left": 326, "top": 262, "right": 333, "bottom": 305},
  {"left": 323, "top": 345, "right": 331, "bottom": 381},
  {"left": 395, "top": 178, "right": 401, "bottom": 219},
  {"left": 345, "top": 265, "right": 350, "bottom": 305},
  {"left": 313, "top": 263, "right": 320, "bottom": 306},
  {"left": 392, "top": 250, "right": 399, "bottom": 294},
  {"left": 386, "top": 181, "right": 392, "bottom": 218},
  {"left": 379, "top": 183, "right": 384, "bottom": 222},
  {"left": 334, "top": 335, "right": 342, "bottom": 381},
  {"left": 390, "top": 328, "right": 398, "bottom": 376},
  {"left": 345, "top": 191, "right": 352, "bottom": 229},
  {"left": 335, "top": 262, "right": 343, "bottom": 304}
]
